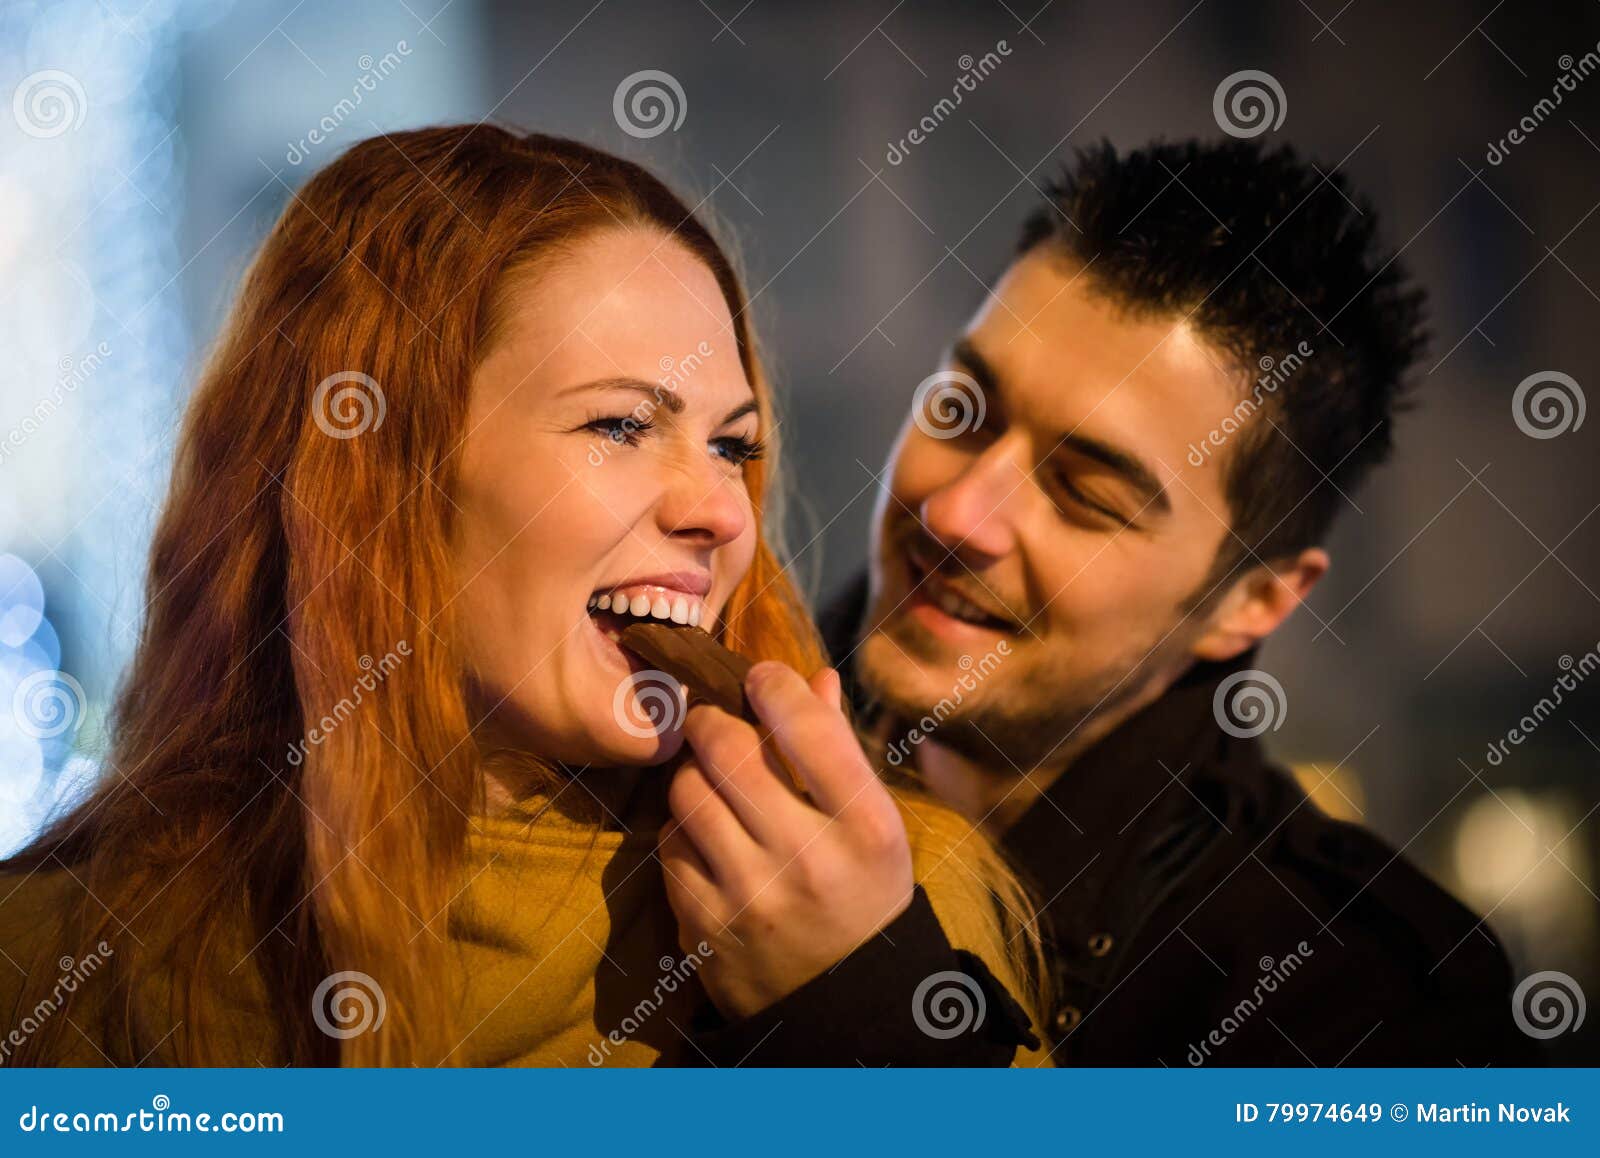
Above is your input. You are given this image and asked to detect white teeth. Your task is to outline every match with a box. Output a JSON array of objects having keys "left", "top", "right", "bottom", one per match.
[
  {"left": 933, "top": 585, "right": 998, "bottom": 626},
  {"left": 588, "top": 586, "right": 709, "bottom": 626}
]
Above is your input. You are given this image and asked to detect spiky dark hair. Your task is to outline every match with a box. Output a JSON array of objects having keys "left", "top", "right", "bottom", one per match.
[{"left": 1018, "top": 138, "right": 1428, "bottom": 565}]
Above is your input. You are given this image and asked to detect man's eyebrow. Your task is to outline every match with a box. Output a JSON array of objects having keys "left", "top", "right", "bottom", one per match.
[
  {"left": 949, "top": 337, "right": 1000, "bottom": 401},
  {"left": 951, "top": 336, "right": 1170, "bottom": 517},
  {"left": 559, "top": 377, "right": 686, "bottom": 414}
]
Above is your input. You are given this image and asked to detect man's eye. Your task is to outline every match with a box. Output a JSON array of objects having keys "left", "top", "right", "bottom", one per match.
[
  {"left": 583, "top": 415, "right": 653, "bottom": 446},
  {"left": 1054, "top": 473, "right": 1128, "bottom": 526},
  {"left": 711, "top": 435, "right": 765, "bottom": 465}
]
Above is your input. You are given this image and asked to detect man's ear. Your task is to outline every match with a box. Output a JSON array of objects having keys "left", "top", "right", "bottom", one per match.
[{"left": 1191, "top": 547, "right": 1329, "bottom": 663}]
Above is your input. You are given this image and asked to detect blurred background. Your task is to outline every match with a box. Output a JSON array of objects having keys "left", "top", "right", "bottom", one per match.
[{"left": 0, "top": 0, "right": 1595, "bottom": 1060}]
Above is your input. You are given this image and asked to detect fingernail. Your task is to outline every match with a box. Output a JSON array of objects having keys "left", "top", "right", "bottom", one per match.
[
  {"left": 744, "top": 660, "right": 781, "bottom": 707},
  {"left": 824, "top": 668, "right": 843, "bottom": 710}
]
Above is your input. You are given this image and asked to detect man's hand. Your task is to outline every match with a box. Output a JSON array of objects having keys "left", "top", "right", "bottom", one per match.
[{"left": 658, "top": 660, "right": 915, "bottom": 1020}]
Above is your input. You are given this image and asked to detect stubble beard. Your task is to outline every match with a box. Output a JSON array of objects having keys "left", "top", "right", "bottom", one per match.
[{"left": 858, "top": 614, "right": 1188, "bottom": 773}]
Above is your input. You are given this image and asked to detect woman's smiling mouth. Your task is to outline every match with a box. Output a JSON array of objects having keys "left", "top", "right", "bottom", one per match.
[{"left": 585, "top": 573, "right": 713, "bottom": 650}]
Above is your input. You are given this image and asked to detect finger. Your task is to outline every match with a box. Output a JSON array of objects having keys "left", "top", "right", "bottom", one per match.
[
  {"left": 743, "top": 661, "right": 886, "bottom": 817},
  {"left": 682, "top": 703, "right": 812, "bottom": 844},
  {"left": 659, "top": 822, "right": 723, "bottom": 928},
  {"left": 667, "top": 760, "right": 761, "bottom": 882}
]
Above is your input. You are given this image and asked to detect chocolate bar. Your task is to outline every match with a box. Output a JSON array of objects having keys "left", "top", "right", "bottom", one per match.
[{"left": 618, "top": 621, "right": 755, "bottom": 720}]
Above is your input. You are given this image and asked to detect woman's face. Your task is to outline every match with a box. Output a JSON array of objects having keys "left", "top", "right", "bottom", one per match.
[{"left": 455, "top": 228, "right": 761, "bottom": 767}]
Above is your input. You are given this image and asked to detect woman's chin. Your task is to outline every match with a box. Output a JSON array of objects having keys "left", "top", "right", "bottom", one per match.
[{"left": 574, "top": 726, "right": 686, "bottom": 769}]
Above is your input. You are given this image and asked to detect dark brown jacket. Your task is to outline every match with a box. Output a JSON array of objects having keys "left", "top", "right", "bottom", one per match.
[{"left": 823, "top": 573, "right": 1542, "bottom": 1066}]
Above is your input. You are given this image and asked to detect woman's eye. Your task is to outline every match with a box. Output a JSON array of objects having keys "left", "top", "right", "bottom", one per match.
[
  {"left": 583, "top": 415, "right": 652, "bottom": 446},
  {"left": 711, "top": 434, "right": 764, "bottom": 466}
]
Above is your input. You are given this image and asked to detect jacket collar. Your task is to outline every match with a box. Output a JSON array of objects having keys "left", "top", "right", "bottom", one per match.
[{"left": 1000, "top": 647, "right": 1261, "bottom": 866}]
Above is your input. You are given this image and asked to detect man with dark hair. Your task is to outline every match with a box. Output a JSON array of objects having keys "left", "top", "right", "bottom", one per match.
[{"left": 824, "top": 139, "right": 1538, "bottom": 1065}]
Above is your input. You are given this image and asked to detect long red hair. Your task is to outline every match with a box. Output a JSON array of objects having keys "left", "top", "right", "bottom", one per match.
[{"left": 2, "top": 126, "right": 825, "bottom": 1066}]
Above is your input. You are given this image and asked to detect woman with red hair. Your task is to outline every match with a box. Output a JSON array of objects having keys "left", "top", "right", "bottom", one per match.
[{"left": 0, "top": 126, "right": 1042, "bottom": 1067}]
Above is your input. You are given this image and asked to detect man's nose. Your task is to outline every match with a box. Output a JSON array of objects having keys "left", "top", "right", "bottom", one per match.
[{"left": 919, "top": 439, "right": 1022, "bottom": 563}]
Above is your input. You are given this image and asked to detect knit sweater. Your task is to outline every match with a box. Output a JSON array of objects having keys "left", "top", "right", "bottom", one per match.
[{"left": 0, "top": 775, "right": 1045, "bottom": 1067}]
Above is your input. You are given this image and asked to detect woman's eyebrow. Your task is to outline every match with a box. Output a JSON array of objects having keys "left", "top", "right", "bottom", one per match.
[
  {"left": 720, "top": 399, "right": 758, "bottom": 426},
  {"left": 559, "top": 377, "right": 686, "bottom": 415}
]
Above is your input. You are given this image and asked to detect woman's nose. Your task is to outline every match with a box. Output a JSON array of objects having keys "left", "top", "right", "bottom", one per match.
[
  {"left": 919, "top": 440, "right": 1021, "bottom": 563},
  {"left": 656, "top": 454, "right": 749, "bottom": 547}
]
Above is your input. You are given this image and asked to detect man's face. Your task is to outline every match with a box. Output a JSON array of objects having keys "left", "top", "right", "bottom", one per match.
[{"left": 857, "top": 249, "right": 1246, "bottom": 767}]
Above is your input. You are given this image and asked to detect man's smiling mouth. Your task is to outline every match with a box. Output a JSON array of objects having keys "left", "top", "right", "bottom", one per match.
[{"left": 901, "top": 539, "right": 1022, "bottom": 634}]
